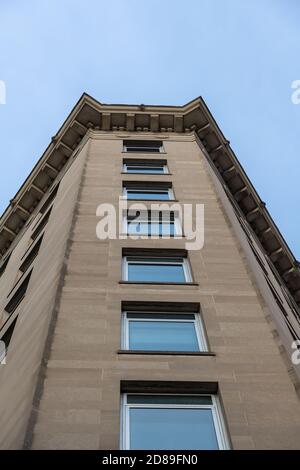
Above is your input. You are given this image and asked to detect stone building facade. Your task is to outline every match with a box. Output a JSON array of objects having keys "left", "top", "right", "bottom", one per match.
[{"left": 0, "top": 95, "right": 299, "bottom": 449}]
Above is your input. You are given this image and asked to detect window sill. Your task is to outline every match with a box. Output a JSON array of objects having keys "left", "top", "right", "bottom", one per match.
[
  {"left": 118, "top": 350, "right": 215, "bottom": 357},
  {"left": 119, "top": 281, "right": 198, "bottom": 286}
]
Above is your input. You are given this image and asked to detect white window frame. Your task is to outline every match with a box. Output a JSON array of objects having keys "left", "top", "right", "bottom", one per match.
[
  {"left": 123, "top": 186, "right": 174, "bottom": 200},
  {"left": 122, "top": 256, "right": 193, "bottom": 283},
  {"left": 121, "top": 311, "right": 208, "bottom": 352},
  {"left": 123, "top": 142, "right": 164, "bottom": 153},
  {"left": 123, "top": 211, "right": 181, "bottom": 237},
  {"left": 123, "top": 162, "right": 168, "bottom": 174},
  {"left": 120, "top": 393, "right": 230, "bottom": 450}
]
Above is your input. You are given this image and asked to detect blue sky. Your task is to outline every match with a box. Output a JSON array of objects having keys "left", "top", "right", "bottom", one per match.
[{"left": 0, "top": 0, "right": 299, "bottom": 256}]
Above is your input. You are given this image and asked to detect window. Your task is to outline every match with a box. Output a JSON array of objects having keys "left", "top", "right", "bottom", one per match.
[
  {"left": 5, "top": 270, "right": 32, "bottom": 315},
  {"left": 123, "top": 159, "right": 168, "bottom": 174},
  {"left": 121, "top": 394, "right": 228, "bottom": 450},
  {"left": 123, "top": 140, "right": 163, "bottom": 153},
  {"left": 124, "top": 211, "right": 181, "bottom": 237},
  {"left": 123, "top": 182, "right": 174, "bottom": 201},
  {"left": 123, "top": 256, "right": 193, "bottom": 283},
  {"left": 28, "top": 183, "right": 57, "bottom": 242},
  {"left": 0, "top": 254, "right": 11, "bottom": 278},
  {"left": 122, "top": 311, "right": 207, "bottom": 352},
  {"left": 0, "top": 317, "right": 17, "bottom": 364},
  {"left": 31, "top": 206, "right": 52, "bottom": 241},
  {"left": 19, "top": 235, "right": 43, "bottom": 273},
  {"left": 39, "top": 184, "right": 59, "bottom": 214}
]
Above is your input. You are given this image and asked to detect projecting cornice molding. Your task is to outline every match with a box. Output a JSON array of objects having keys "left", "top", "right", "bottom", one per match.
[{"left": 0, "top": 93, "right": 299, "bottom": 312}]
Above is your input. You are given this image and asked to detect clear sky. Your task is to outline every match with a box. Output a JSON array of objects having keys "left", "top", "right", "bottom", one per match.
[{"left": 0, "top": 0, "right": 299, "bottom": 256}]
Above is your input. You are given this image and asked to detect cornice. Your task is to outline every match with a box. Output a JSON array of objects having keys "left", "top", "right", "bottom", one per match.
[{"left": 0, "top": 93, "right": 299, "bottom": 313}]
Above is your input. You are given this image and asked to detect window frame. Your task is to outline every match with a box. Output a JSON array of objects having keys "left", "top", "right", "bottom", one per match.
[
  {"left": 30, "top": 206, "right": 52, "bottom": 242},
  {"left": 120, "top": 393, "right": 229, "bottom": 450},
  {"left": 0, "top": 253, "right": 11, "bottom": 278},
  {"left": 19, "top": 234, "right": 44, "bottom": 273},
  {"left": 123, "top": 186, "right": 174, "bottom": 201},
  {"left": 122, "top": 256, "right": 193, "bottom": 283},
  {"left": 123, "top": 140, "right": 164, "bottom": 153},
  {"left": 123, "top": 211, "right": 181, "bottom": 237},
  {"left": 123, "top": 162, "right": 168, "bottom": 174},
  {"left": 4, "top": 270, "right": 33, "bottom": 315},
  {"left": 121, "top": 311, "right": 208, "bottom": 352}
]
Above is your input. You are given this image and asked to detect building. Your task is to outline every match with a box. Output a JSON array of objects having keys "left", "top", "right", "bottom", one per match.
[{"left": 0, "top": 95, "right": 300, "bottom": 450}]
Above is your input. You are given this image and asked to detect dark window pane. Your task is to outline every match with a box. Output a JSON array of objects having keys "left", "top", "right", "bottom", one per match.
[
  {"left": 19, "top": 236, "right": 43, "bottom": 273},
  {"left": 129, "top": 408, "right": 219, "bottom": 450},
  {"left": 126, "top": 147, "right": 161, "bottom": 153},
  {"left": 128, "top": 257, "right": 182, "bottom": 263},
  {"left": 124, "top": 141, "right": 162, "bottom": 153},
  {"left": 39, "top": 184, "right": 59, "bottom": 214},
  {"left": 126, "top": 167, "right": 165, "bottom": 174},
  {"left": 127, "top": 313, "right": 195, "bottom": 320},
  {"left": 128, "top": 320, "right": 199, "bottom": 351},
  {"left": 127, "top": 395, "right": 212, "bottom": 405},
  {"left": 5, "top": 271, "right": 32, "bottom": 314},
  {"left": 31, "top": 207, "right": 52, "bottom": 240},
  {"left": 128, "top": 263, "right": 186, "bottom": 282}
]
